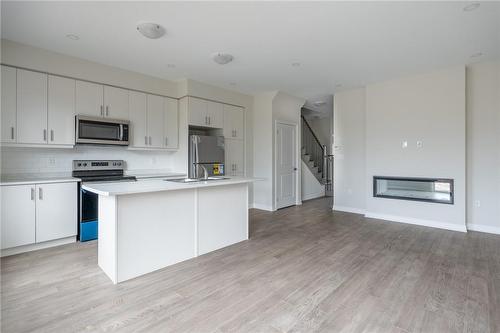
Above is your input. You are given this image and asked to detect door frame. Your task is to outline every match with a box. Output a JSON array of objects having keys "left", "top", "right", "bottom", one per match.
[{"left": 274, "top": 120, "right": 301, "bottom": 210}]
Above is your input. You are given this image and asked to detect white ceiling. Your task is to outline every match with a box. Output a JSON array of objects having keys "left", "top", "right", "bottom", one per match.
[{"left": 2, "top": 1, "right": 499, "bottom": 99}]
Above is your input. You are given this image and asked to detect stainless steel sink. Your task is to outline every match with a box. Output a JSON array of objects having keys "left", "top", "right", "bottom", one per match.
[{"left": 165, "top": 176, "right": 229, "bottom": 183}]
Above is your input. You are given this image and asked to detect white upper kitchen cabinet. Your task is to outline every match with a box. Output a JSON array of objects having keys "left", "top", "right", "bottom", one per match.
[
  {"left": 223, "top": 105, "right": 244, "bottom": 140},
  {"left": 16, "top": 69, "right": 48, "bottom": 144},
  {"left": 163, "top": 97, "right": 179, "bottom": 149},
  {"left": 1, "top": 185, "right": 36, "bottom": 249},
  {"left": 206, "top": 101, "right": 224, "bottom": 128},
  {"left": 35, "top": 182, "right": 77, "bottom": 243},
  {"left": 1, "top": 66, "right": 16, "bottom": 143},
  {"left": 225, "top": 139, "right": 245, "bottom": 176},
  {"left": 129, "top": 91, "right": 148, "bottom": 148},
  {"left": 188, "top": 97, "right": 207, "bottom": 127},
  {"left": 146, "top": 94, "right": 164, "bottom": 148},
  {"left": 75, "top": 80, "right": 104, "bottom": 117},
  {"left": 48, "top": 75, "right": 75, "bottom": 145},
  {"left": 104, "top": 86, "right": 129, "bottom": 120}
]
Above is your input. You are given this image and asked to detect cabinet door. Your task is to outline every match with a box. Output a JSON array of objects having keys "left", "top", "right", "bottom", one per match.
[
  {"left": 146, "top": 94, "right": 164, "bottom": 148},
  {"left": 48, "top": 75, "right": 75, "bottom": 145},
  {"left": 104, "top": 86, "right": 129, "bottom": 120},
  {"left": 17, "top": 69, "right": 48, "bottom": 144},
  {"left": 35, "top": 183, "right": 77, "bottom": 243},
  {"left": 129, "top": 91, "right": 147, "bottom": 147},
  {"left": 1, "top": 66, "right": 17, "bottom": 143},
  {"left": 188, "top": 97, "right": 207, "bottom": 126},
  {"left": 163, "top": 97, "right": 178, "bottom": 149},
  {"left": 223, "top": 105, "right": 244, "bottom": 140},
  {"left": 206, "top": 101, "right": 223, "bottom": 128},
  {"left": 75, "top": 81, "right": 104, "bottom": 117},
  {"left": 1, "top": 185, "right": 36, "bottom": 249},
  {"left": 225, "top": 139, "right": 245, "bottom": 176}
]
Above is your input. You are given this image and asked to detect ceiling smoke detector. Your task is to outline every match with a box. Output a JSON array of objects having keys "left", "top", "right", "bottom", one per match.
[
  {"left": 137, "top": 22, "right": 165, "bottom": 39},
  {"left": 212, "top": 53, "right": 234, "bottom": 65}
]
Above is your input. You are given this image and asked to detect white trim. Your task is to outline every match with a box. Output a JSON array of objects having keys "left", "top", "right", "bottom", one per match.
[
  {"left": 333, "top": 205, "right": 366, "bottom": 215},
  {"left": 302, "top": 192, "right": 325, "bottom": 201},
  {"left": 251, "top": 203, "right": 275, "bottom": 211},
  {"left": 365, "top": 212, "right": 467, "bottom": 233},
  {"left": 1, "top": 236, "right": 76, "bottom": 257},
  {"left": 467, "top": 223, "right": 500, "bottom": 235}
]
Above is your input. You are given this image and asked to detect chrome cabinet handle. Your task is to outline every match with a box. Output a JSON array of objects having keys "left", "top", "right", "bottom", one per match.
[
  {"left": 145, "top": 136, "right": 148, "bottom": 145},
  {"left": 205, "top": 116, "right": 208, "bottom": 125},
  {"left": 38, "top": 187, "right": 43, "bottom": 200},
  {"left": 165, "top": 137, "right": 168, "bottom": 146},
  {"left": 31, "top": 188, "right": 35, "bottom": 201},
  {"left": 43, "top": 129, "right": 47, "bottom": 141},
  {"left": 50, "top": 130, "right": 54, "bottom": 141},
  {"left": 106, "top": 106, "right": 109, "bottom": 117},
  {"left": 11, "top": 127, "right": 14, "bottom": 140},
  {"left": 100, "top": 105, "right": 104, "bottom": 116},
  {"left": 149, "top": 136, "right": 152, "bottom": 145},
  {"left": 208, "top": 117, "right": 211, "bottom": 125}
]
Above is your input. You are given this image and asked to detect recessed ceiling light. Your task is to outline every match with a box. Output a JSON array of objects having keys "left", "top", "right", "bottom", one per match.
[
  {"left": 212, "top": 53, "right": 234, "bottom": 65},
  {"left": 470, "top": 52, "right": 483, "bottom": 58},
  {"left": 313, "top": 101, "right": 326, "bottom": 107},
  {"left": 167, "top": 64, "right": 176, "bottom": 68},
  {"left": 66, "top": 34, "right": 80, "bottom": 40},
  {"left": 291, "top": 62, "right": 301, "bottom": 67},
  {"left": 463, "top": 3, "right": 480, "bottom": 11},
  {"left": 137, "top": 22, "right": 165, "bottom": 39}
]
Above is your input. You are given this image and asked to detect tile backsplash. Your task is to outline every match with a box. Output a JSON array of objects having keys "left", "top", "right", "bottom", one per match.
[{"left": 1, "top": 146, "right": 187, "bottom": 174}]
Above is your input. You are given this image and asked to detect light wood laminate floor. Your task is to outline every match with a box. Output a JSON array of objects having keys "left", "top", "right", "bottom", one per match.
[{"left": 2, "top": 197, "right": 500, "bottom": 332}]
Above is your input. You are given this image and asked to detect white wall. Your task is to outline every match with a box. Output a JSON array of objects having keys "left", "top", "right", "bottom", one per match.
[
  {"left": 252, "top": 91, "right": 305, "bottom": 210},
  {"left": 252, "top": 92, "right": 275, "bottom": 210},
  {"left": 333, "top": 88, "right": 366, "bottom": 214},
  {"left": 466, "top": 60, "right": 500, "bottom": 234}
]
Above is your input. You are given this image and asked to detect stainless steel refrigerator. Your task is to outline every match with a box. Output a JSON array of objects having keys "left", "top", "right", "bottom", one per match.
[{"left": 189, "top": 135, "right": 225, "bottom": 178}]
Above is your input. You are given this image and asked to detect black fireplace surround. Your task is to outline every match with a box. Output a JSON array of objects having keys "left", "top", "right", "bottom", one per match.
[{"left": 373, "top": 176, "right": 454, "bottom": 204}]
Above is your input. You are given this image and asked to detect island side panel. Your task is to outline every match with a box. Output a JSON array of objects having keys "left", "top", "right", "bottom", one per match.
[
  {"left": 197, "top": 183, "right": 249, "bottom": 256},
  {"left": 116, "top": 189, "right": 197, "bottom": 283},
  {"left": 98, "top": 195, "right": 118, "bottom": 284}
]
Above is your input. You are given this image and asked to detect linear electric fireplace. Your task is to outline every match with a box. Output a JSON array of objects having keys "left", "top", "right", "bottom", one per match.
[{"left": 373, "top": 176, "right": 454, "bottom": 204}]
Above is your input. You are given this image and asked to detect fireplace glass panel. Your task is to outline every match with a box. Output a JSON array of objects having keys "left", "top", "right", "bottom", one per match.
[{"left": 373, "top": 177, "right": 453, "bottom": 204}]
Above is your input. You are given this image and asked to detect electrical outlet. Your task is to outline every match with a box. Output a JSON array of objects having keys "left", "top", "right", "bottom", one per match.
[{"left": 416, "top": 140, "right": 423, "bottom": 148}]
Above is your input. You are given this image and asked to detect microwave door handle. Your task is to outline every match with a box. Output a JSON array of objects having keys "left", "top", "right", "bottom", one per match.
[{"left": 119, "top": 124, "right": 123, "bottom": 140}]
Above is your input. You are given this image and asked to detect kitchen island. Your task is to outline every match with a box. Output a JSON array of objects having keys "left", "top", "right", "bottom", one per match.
[{"left": 82, "top": 177, "right": 256, "bottom": 284}]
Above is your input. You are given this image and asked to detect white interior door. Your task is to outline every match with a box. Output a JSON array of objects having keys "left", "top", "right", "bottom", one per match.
[{"left": 276, "top": 122, "right": 297, "bottom": 209}]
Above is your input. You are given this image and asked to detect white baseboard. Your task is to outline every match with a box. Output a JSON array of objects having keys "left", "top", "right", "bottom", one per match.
[
  {"left": 333, "top": 205, "right": 366, "bottom": 215},
  {"left": 251, "top": 203, "right": 275, "bottom": 211},
  {"left": 1, "top": 236, "right": 76, "bottom": 257},
  {"left": 467, "top": 223, "right": 500, "bottom": 235},
  {"left": 302, "top": 191, "right": 325, "bottom": 201},
  {"left": 365, "top": 212, "right": 467, "bottom": 233}
]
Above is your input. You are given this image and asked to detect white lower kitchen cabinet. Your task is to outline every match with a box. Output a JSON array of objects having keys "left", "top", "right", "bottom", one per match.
[
  {"left": 0, "top": 182, "right": 77, "bottom": 250},
  {"left": 225, "top": 139, "right": 245, "bottom": 176},
  {"left": 1, "top": 185, "right": 36, "bottom": 249},
  {"left": 35, "top": 182, "right": 77, "bottom": 243}
]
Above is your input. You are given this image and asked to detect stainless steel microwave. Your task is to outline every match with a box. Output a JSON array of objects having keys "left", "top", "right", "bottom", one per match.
[{"left": 75, "top": 115, "right": 129, "bottom": 145}]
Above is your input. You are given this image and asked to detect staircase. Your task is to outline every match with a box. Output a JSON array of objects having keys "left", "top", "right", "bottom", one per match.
[{"left": 301, "top": 115, "right": 333, "bottom": 196}]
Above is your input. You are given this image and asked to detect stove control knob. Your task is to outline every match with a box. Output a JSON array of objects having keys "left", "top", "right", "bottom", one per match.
[
  {"left": 83, "top": 163, "right": 87, "bottom": 167},
  {"left": 77, "top": 163, "right": 82, "bottom": 167},
  {"left": 117, "top": 162, "right": 122, "bottom": 166}
]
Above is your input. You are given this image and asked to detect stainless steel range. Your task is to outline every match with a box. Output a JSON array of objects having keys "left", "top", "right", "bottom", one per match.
[{"left": 72, "top": 160, "right": 136, "bottom": 241}]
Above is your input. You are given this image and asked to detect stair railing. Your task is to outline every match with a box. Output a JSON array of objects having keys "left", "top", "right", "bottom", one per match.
[{"left": 301, "top": 115, "right": 326, "bottom": 179}]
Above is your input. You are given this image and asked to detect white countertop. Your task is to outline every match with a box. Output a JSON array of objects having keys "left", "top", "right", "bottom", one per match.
[
  {"left": 125, "top": 169, "right": 186, "bottom": 179},
  {"left": 82, "top": 177, "right": 258, "bottom": 196},
  {"left": 0, "top": 173, "right": 80, "bottom": 186}
]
